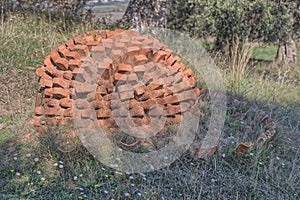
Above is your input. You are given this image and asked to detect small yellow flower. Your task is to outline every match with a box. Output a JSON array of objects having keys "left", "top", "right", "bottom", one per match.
[
  {"left": 94, "top": 184, "right": 99, "bottom": 188},
  {"left": 105, "top": 174, "right": 109, "bottom": 179},
  {"left": 109, "top": 127, "right": 113, "bottom": 131},
  {"left": 111, "top": 189, "right": 115, "bottom": 192},
  {"left": 10, "top": 169, "right": 14, "bottom": 173},
  {"left": 78, "top": 196, "right": 83, "bottom": 199}
]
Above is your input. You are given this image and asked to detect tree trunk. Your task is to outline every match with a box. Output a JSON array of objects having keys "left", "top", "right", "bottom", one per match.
[
  {"left": 276, "top": 36, "right": 297, "bottom": 68},
  {"left": 119, "top": 0, "right": 172, "bottom": 29}
]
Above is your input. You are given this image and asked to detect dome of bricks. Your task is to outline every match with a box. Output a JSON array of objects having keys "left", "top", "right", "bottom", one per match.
[{"left": 33, "top": 29, "right": 201, "bottom": 152}]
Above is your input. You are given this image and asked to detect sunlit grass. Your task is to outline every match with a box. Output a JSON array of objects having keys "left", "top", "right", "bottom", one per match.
[
  {"left": 253, "top": 45, "right": 277, "bottom": 62},
  {"left": 0, "top": 13, "right": 299, "bottom": 199}
]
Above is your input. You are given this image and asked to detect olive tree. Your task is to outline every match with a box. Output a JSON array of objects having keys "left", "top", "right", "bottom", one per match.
[
  {"left": 168, "top": 0, "right": 299, "bottom": 65},
  {"left": 120, "top": 0, "right": 172, "bottom": 28}
]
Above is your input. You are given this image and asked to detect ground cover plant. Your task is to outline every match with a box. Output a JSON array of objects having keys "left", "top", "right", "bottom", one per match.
[{"left": 0, "top": 8, "right": 299, "bottom": 200}]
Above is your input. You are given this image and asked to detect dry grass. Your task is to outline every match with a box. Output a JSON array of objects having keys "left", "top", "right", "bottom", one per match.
[
  {"left": 222, "top": 37, "right": 255, "bottom": 93},
  {"left": 0, "top": 13, "right": 299, "bottom": 199}
]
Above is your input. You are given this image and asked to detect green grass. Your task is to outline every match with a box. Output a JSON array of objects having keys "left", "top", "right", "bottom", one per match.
[
  {"left": 0, "top": 13, "right": 299, "bottom": 199},
  {"left": 253, "top": 45, "right": 278, "bottom": 62}
]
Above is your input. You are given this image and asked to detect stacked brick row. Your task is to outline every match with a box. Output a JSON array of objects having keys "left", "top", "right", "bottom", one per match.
[{"left": 34, "top": 29, "right": 200, "bottom": 133}]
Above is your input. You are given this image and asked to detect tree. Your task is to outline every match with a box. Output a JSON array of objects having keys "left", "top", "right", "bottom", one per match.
[
  {"left": 168, "top": 0, "right": 299, "bottom": 65},
  {"left": 275, "top": 0, "right": 299, "bottom": 66},
  {"left": 119, "top": 0, "right": 172, "bottom": 29}
]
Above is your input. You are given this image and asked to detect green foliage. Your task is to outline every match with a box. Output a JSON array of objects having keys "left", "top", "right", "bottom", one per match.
[
  {"left": 0, "top": 0, "right": 91, "bottom": 23},
  {"left": 168, "top": 0, "right": 299, "bottom": 50}
]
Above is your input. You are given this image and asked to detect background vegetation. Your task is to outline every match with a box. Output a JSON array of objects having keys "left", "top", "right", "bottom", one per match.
[{"left": 0, "top": 0, "right": 299, "bottom": 199}]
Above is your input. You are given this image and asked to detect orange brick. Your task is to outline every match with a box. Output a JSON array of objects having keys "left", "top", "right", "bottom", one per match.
[
  {"left": 113, "top": 107, "right": 129, "bottom": 117},
  {"left": 135, "top": 85, "right": 147, "bottom": 96},
  {"left": 128, "top": 99, "right": 139, "bottom": 109},
  {"left": 188, "top": 76, "right": 197, "bottom": 87},
  {"left": 167, "top": 55, "right": 181, "bottom": 66},
  {"left": 106, "top": 83, "right": 114, "bottom": 93},
  {"left": 74, "top": 82, "right": 95, "bottom": 94},
  {"left": 73, "top": 36, "right": 84, "bottom": 44},
  {"left": 174, "top": 73, "right": 183, "bottom": 83},
  {"left": 157, "top": 76, "right": 174, "bottom": 87},
  {"left": 176, "top": 90, "right": 197, "bottom": 102},
  {"left": 166, "top": 103, "right": 190, "bottom": 115},
  {"left": 148, "top": 105, "right": 166, "bottom": 116},
  {"left": 133, "top": 65, "right": 147, "bottom": 73},
  {"left": 164, "top": 49, "right": 173, "bottom": 59},
  {"left": 125, "top": 46, "right": 140, "bottom": 64},
  {"left": 44, "top": 65, "right": 62, "bottom": 77},
  {"left": 140, "top": 99, "right": 157, "bottom": 110},
  {"left": 147, "top": 82, "right": 163, "bottom": 91},
  {"left": 66, "top": 51, "right": 81, "bottom": 60},
  {"left": 114, "top": 42, "right": 126, "bottom": 50},
  {"left": 91, "top": 46, "right": 106, "bottom": 61},
  {"left": 153, "top": 68, "right": 167, "bottom": 80},
  {"left": 43, "top": 98, "right": 59, "bottom": 107},
  {"left": 35, "top": 106, "right": 44, "bottom": 116},
  {"left": 50, "top": 51, "right": 68, "bottom": 70},
  {"left": 97, "top": 119, "right": 112, "bottom": 127},
  {"left": 60, "top": 98, "right": 73, "bottom": 108},
  {"left": 110, "top": 99, "right": 122, "bottom": 109},
  {"left": 152, "top": 50, "right": 167, "bottom": 62},
  {"left": 40, "top": 74, "right": 53, "bottom": 88},
  {"left": 63, "top": 71, "right": 73, "bottom": 80},
  {"left": 183, "top": 68, "right": 193, "bottom": 77},
  {"left": 114, "top": 73, "right": 127, "bottom": 82},
  {"left": 73, "top": 45, "right": 89, "bottom": 57},
  {"left": 44, "top": 106, "right": 63, "bottom": 116},
  {"left": 164, "top": 88, "right": 173, "bottom": 97},
  {"left": 76, "top": 99, "right": 89, "bottom": 109},
  {"left": 118, "top": 63, "right": 132, "bottom": 72},
  {"left": 93, "top": 100, "right": 110, "bottom": 109},
  {"left": 69, "top": 60, "right": 82, "bottom": 70},
  {"left": 97, "top": 109, "right": 112, "bottom": 118},
  {"left": 117, "top": 84, "right": 134, "bottom": 93},
  {"left": 164, "top": 95, "right": 179, "bottom": 104},
  {"left": 130, "top": 106, "right": 144, "bottom": 117},
  {"left": 52, "top": 88, "right": 69, "bottom": 98},
  {"left": 53, "top": 77, "right": 69, "bottom": 88},
  {"left": 84, "top": 35, "right": 94, "bottom": 43},
  {"left": 110, "top": 49, "right": 123, "bottom": 61},
  {"left": 64, "top": 108, "right": 74, "bottom": 117},
  {"left": 194, "top": 87, "right": 200, "bottom": 97},
  {"left": 44, "top": 88, "right": 53, "bottom": 97},
  {"left": 81, "top": 109, "right": 94, "bottom": 118},
  {"left": 103, "top": 94, "right": 112, "bottom": 101},
  {"left": 134, "top": 55, "right": 148, "bottom": 65},
  {"left": 140, "top": 46, "right": 153, "bottom": 57},
  {"left": 170, "top": 81, "right": 190, "bottom": 93},
  {"left": 127, "top": 73, "right": 138, "bottom": 83},
  {"left": 119, "top": 91, "right": 134, "bottom": 101},
  {"left": 172, "top": 63, "right": 182, "bottom": 72},
  {"left": 85, "top": 92, "right": 95, "bottom": 102},
  {"left": 166, "top": 105, "right": 181, "bottom": 115},
  {"left": 36, "top": 68, "right": 45, "bottom": 77},
  {"left": 32, "top": 116, "right": 42, "bottom": 127},
  {"left": 131, "top": 40, "right": 143, "bottom": 47},
  {"left": 150, "top": 89, "right": 164, "bottom": 98}
]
